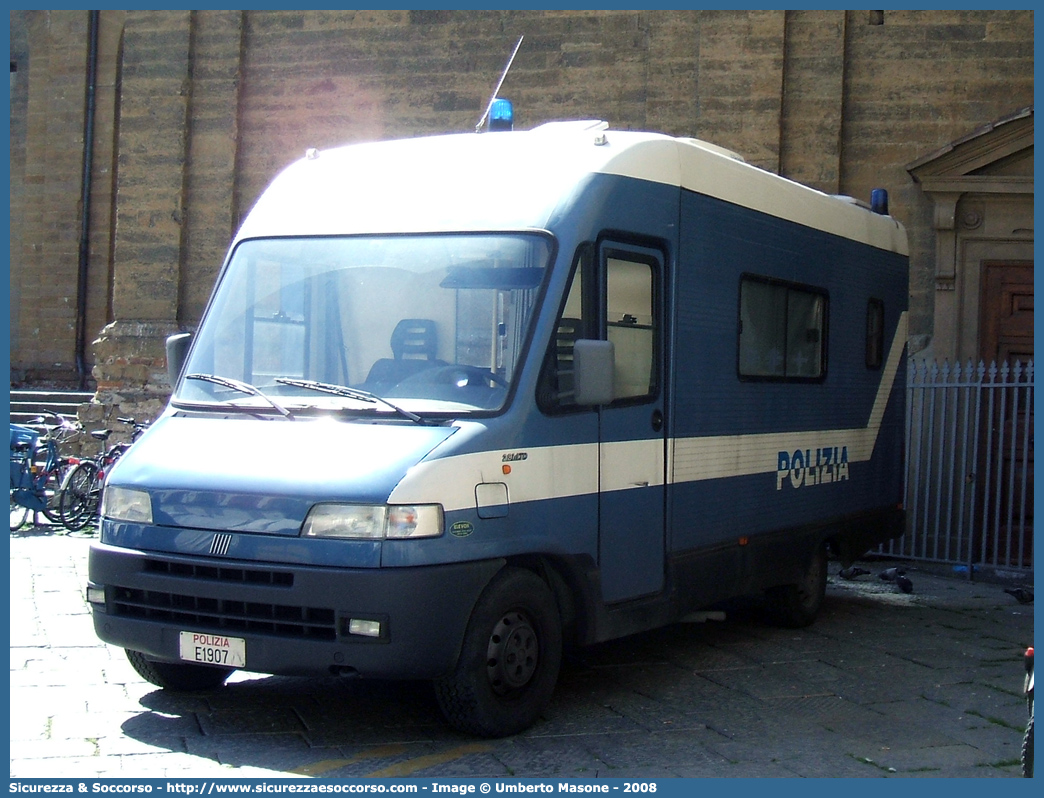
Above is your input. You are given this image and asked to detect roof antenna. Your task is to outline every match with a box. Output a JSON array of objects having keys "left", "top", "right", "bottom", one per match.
[{"left": 475, "top": 35, "right": 523, "bottom": 133}]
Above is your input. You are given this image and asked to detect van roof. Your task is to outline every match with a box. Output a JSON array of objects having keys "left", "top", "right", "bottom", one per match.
[{"left": 236, "top": 122, "right": 908, "bottom": 255}]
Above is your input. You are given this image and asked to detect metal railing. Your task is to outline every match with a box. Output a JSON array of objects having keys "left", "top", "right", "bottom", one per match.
[{"left": 879, "top": 359, "right": 1034, "bottom": 574}]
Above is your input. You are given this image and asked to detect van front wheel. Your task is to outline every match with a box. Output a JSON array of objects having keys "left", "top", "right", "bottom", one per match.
[
  {"left": 125, "top": 649, "right": 233, "bottom": 691},
  {"left": 434, "top": 567, "right": 562, "bottom": 738}
]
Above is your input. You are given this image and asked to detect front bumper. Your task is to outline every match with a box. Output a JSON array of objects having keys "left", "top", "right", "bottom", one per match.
[{"left": 88, "top": 541, "right": 503, "bottom": 680}]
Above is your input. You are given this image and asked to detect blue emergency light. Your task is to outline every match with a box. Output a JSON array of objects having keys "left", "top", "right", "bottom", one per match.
[
  {"left": 870, "top": 188, "right": 889, "bottom": 215},
  {"left": 488, "top": 98, "right": 514, "bottom": 132}
]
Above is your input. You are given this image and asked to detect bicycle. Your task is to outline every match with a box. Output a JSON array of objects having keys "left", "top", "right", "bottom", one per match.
[
  {"left": 58, "top": 417, "right": 149, "bottom": 532},
  {"left": 1023, "top": 645, "right": 1034, "bottom": 778},
  {"left": 10, "top": 411, "right": 82, "bottom": 531}
]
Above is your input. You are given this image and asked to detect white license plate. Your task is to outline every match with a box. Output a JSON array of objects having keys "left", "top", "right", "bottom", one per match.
[{"left": 179, "top": 631, "right": 246, "bottom": 667}]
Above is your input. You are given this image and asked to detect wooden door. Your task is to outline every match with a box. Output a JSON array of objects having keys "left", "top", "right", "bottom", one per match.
[
  {"left": 981, "top": 261, "right": 1034, "bottom": 365},
  {"left": 978, "top": 261, "right": 1033, "bottom": 567}
]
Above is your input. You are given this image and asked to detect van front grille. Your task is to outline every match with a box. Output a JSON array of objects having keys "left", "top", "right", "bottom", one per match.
[{"left": 110, "top": 586, "right": 336, "bottom": 640}]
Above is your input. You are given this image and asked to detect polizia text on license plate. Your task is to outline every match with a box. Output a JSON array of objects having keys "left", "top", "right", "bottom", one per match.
[{"left": 179, "top": 631, "right": 246, "bottom": 667}]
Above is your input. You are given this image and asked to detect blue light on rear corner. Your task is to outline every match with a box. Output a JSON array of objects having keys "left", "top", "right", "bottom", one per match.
[
  {"left": 489, "top": 98, "right": 514, "bottom": 132},
  {"left": 870, "top": 188, "right": 889, "bottom": 215}
]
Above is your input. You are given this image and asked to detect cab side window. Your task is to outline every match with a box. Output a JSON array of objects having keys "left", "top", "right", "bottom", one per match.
[
  {"left": 538, "top": 243, "right": 661, "bottom": 412},
  {"left": 606, "top": 254, "right": 657, "bottom": 401},
  {"left": 537, "top": 250, "right": 591, "bottom": 412}
]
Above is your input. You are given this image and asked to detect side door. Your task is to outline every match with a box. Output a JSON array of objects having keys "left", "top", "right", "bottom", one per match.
[{"left": 596, "top": 242, "right": 667, "bottom": 603}]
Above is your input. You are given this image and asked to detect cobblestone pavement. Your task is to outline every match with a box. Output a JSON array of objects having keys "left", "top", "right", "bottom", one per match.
[{"left": 9, "top": 525, "right": 1035, "bottom": 779}]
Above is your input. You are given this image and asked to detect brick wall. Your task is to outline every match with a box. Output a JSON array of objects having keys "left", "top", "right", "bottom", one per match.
[
  {"left": 180, "top": 11, "right": 245, "bottom": 322},
  {"left": 9, "top": 10, "right": 122, "bottom": 388},
  {"left": 10, "top": 11, "right": 90, "bottom": 385},
  {"left": 694, "top": 10, "right": 787, "bottom": 173},
  {"left": 778, "top": 11, "right": 846, "bottom": 193},
  {"left": 9, "top": 13, "right": 28, "bottom": 371},
  {"left": 7, "top": 9, "right": 1035, "bottom": 416}
]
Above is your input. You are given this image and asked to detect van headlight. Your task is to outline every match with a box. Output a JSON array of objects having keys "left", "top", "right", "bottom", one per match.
[
  {"left": 101, "top": 486, "right": 153, "bottom": 524},
  {"left": 302, "top": 504, "right": 443, "bottom": 539}
]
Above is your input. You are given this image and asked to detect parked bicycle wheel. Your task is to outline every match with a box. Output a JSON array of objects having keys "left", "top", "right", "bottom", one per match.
[
  {"left": 10, "top": 492, "right": 29, "bottom": 531},
  {"left": 40, "top": 461, "right": 75, "bottom": 524},
  {"left": 59, "top": 461, "right": 102, "bottom": 531}
]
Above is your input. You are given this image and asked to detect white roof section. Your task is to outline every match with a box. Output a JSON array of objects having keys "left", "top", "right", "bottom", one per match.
[{"left": 236, "top": 123, "right": 908, "bottom": 255}]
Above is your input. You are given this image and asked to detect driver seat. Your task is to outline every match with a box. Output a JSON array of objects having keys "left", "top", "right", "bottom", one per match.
[{"left": 363, "top": 318, "right": 445, "bottom": 392}]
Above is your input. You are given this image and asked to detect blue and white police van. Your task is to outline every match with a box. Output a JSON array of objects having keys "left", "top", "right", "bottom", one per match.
[{"left": 87, "top": 116, "right": 909, "bottom": 737}]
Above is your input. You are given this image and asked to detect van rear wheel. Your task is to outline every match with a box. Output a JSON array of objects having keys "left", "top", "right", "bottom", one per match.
[
  {"left": 125, "top": 649, "right": 233, "bottom": 691},
  {"left": 765, "top": 543, "right": 828, "bottom": 628},
  {"left": 434, "top": 567, "right": 562, "bottom": 738}
]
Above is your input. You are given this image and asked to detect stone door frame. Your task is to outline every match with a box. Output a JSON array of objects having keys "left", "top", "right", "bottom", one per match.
[{"left": 906, "top": 106, "right": 1034, "bottom": 365}]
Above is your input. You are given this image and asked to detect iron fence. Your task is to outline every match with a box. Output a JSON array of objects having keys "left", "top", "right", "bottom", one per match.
[{"left": 879, "top": 359, "right": 1034, "bottom": 574}]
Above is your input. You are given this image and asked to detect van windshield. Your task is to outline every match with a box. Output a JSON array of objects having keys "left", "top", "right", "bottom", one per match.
[{"left": 176, "top": 234, "right": 552, "bottom": 415}]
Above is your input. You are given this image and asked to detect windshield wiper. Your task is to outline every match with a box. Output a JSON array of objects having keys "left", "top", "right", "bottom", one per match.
[
  {"left": 274, "top": 378, "right": 432, "bottom": 425},
  {"left": 186, "top": 373, "right": 293, "bottom": 419}
]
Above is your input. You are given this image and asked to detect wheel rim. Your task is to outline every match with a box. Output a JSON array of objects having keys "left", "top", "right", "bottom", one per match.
[{"left": 486, "top": 610, "right": 539, "bottom": 695}]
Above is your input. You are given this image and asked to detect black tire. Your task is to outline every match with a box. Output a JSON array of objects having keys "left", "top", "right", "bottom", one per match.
[
  {"left": 765, "top": 543, "right": 828, "bottom": 628},
  {"left": 125, "top": 649, "right": 233, "bottom": 691},
  {"left": 434, "top": 567, "right": 562, "bottom": 738},
  {"left": 1023, "top": 701, "right": 1033, "bottom": 778},
  {"left": 59, "top": 461, "right": 100, "bottom": 531}
]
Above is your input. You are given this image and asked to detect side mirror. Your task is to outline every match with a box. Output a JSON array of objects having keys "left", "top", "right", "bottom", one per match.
[
  {"left": 572, "top": 339, "right": 615, "bottom": 406},
  {"left": 165, "top": 332, "right": 193, "bottom": 388}
]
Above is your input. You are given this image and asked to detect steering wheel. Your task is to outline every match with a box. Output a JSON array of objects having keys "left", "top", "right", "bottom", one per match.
[
  {"left": 405, "top": 365, "right": 508, "bottom": 389},
  {"left": 446, "top": 365, "right": 508, "bottom": 389}
]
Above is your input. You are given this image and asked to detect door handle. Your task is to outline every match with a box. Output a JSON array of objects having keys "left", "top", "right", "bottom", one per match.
[{"left": 651, "top": 409, "right": 664, "bottom": 432}]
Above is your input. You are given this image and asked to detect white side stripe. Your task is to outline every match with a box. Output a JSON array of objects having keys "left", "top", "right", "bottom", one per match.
[
  {"left": 389, "top": 441, "right": 599, "bottom": 514},
  {"left": 391, "top": 313, "right": 907, "bottom": 512}
]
